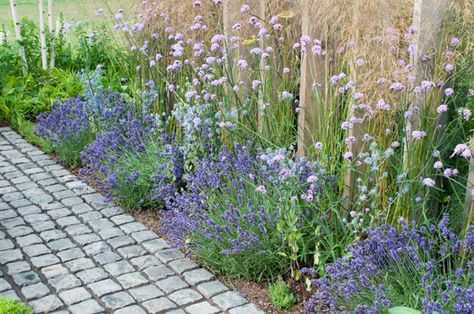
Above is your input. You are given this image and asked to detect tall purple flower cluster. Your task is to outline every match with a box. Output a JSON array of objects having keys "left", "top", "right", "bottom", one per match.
[
  {"left": 306, "top": 215, "right": 474, "bottom": 314},
  {"left": 160, "top": 145, "right": 327, "bottom": 280}
]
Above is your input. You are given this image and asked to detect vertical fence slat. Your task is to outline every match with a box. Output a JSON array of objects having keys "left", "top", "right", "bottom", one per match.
[
  {"left": 38, "top": 0, "right": 48, "bottom": 70},
  {"left": 9, "top": 0, "right": 28, "bottom": 76},
  {"left": 465, "top": 139, "right": 474, "bottom": 229},
  {"left": 297, "top": 0, "right": 324, "bottom": 156}
]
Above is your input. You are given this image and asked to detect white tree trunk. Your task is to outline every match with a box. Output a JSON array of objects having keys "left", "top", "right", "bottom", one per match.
[
  {"left": 9, "top": 0, "right": 28, "bottom": 76},
  {"left": 38, "top": 0, "right": 48, "bottom": 70},
  {"left": 48, "top": 0, "right": 55, "bottom": 68}
]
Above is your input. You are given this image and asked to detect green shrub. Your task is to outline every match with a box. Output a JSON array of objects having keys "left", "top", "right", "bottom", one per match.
[
  {"left": 268, "top": 279, "right": 297, "bottom": 310},
  {"left": 0, "top": 297, "right": 33, "bottom": 314}
]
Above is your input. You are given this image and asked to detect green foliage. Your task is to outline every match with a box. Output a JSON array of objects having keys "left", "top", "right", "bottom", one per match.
[
  {"left": 268, "top": 279, "right": 297, "bottom": 310},
  {"left": 388, "top": 307, "right": 422, "bottom": 314},
  {"left": 0, "top": 297, "right": 33, "bottom": 314},
  {"left": 15, "top": 118, "right": 52, "bottom": 153},
  {"left": 107, "top": 136, "right": 173, "bottom": 210}
]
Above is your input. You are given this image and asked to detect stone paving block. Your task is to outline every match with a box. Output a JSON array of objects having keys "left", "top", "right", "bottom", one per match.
[
  {"left": 31, "top": 254, "right": 60, "bottom": 268},
  {"left": 21, "top": 282, "right": 50, "bottom": 300},
  {"left": 94, "top": 251, "right": 121, "bottom": 265},
  {"left": 59, "top": 287, "right": 91, "bottom": 305},
  {"left": 130, "top": 230, "right": 157, "bottom": 243},
  {"left": 229, "top": 303, "right": 265, "bottom": 314},
  {"left": 101, "top": 291, "right": 134, "bottom": 310},
  {"left": 197, "top": 280, "right": 229, "bottom": 299},
  {"left": 29, "top": 295, "right": 63, "bottom": 313},
  {"left": 7, "top": 226, "right": 33, "bottom": 238},
  {"left": 49, "top": 273, "right": 82, "bottom": 292},
  {"left": 129, "top": 284, "right": 164, "bottom": 302},
  {"left": 168, "top": 288, "right": 203, "bottom": 306},
  {"left": 0, "top": 239, "right": 14, "bottom": 251},
  {"left": 107, "top": 235, "right": 135, "bottom": 249},
  {"left": 88, "top": 278, "right": 122, "bottom": 297},
  {"left": 212, "top": 291, "right": 248, "bottom": 311},
  {"left": 0, "top": 249, "right": 22, "bottom": 264},
  {"left": 23, "top": 244, "right": 51, "bottom": 257},
  {"left": 12, "top": 271, "right": 40, "bottom": 286},
  {"left": 155, "top": 248, "right": 185, "bottom": 263},
  {"left": 44, "top": 184, "right": 67, "bottom": 194},
  {"left": 89, "top": 218, "right": 115, "bottom": 232},
  {"left": 53, "top": 190, "right": 76, "bottom": 200},
  {"left": 1, "top": 217, "right": 25, "bottom": 228},
  {"left": 0, "top": 209, "right": 17, "bottom": 220},
  {"left": 42, "top": 264, "right": 69, "bottom": 279},
  {"left": 117, "top": 245, "right": 147, "bottom": 259},
  {"left": 9, "top": 198, "right": 31, "bottom": 208},
  {"left": 69, "top": 299, "right": 104, "bottom": 314},
  {"left": 16, "top": 233, "right": 42, "bottom": 247},
  {"left": 48, "top": 238, "right": 76, "bottom": 252},
  {"left": 185, "top": 301, "right": 220, "bottom": 314},
  {"left": 143, "top": 264, "right": 174, "bottom": 281},
  {"left": 11, "top": 177, "right": 30, "bottom": 185},
  {"left": 79, "top": 211, "right": 103, "bottom": 222},
  {"left": 143, "top": 238, "right": 169, "bottom": 254},
  {"left": 84, "top": 241, "right": 111, "bottom": 256},
  {"left": 98, "top": 227, "right": 124, "bottom": 240},
  {"left": 100, "top": 206, "right": 123, "bottom": 217},
  {"left": 156, "top": 276, "right": 189, "bottom": 294},
  {"left": 65, "top": 223, "right": 91, "bottom": 236},
  {"left": 76, "top": 267, "right": 109, "bottom": 284},
  {"left": 169, "top": 259, "right": 199, "bottom": 274},
  {"left": 57, "top": 216, "right": 81, "bottom": 228},
  {"left": 3, "top": 191, "right": 23, "bottom": 202},
  {"left": 130, "top": 255, "right": 161, "bottom": 270},
  {"left": 104, "top": 260, "right": 135, "bottom": 277},
  {"left": 143, "top": 297, "right": 177, "bottom": 313},
  {"left": 116, "top": 272, "right": 148, "bottom": 289},
  {"left": 0, "top": 278, "right": 11, "bottom": 292},
  {"left": 48, "top": 208, "right": 72, "bottom": 219},
  {"left": 61, "top": 196, "right": 83, "bottom": 207},
  {"left": 82, "top": 193, "right": 108, "bottom": 210},
  {"left": 114, "top": 305, "right": 147, "bottom": 314},
  {"left": 31, "top": 220, "right": 56, "bottom": 232},
  {"left": 23, "top": 213, "right": 50, "bottom": 224},
  {"left": 58, "top": 248, "right": 85, "bottom": 262},
  {"left": 110, "top": 214, "right": 134, "bottom": 225},
  {"left": 65, "top": 257, "right": 95, "bottom": 272},
  {"left": 71, "top": 203, "right": 93, "bottom": 215},
  {"left": 120, "top": 222, "right": 147, "bottom": 234},
  {"left": 7, "top": 261, "right": 31, "bottom": 275},
  {"left": 40, "top": 229, "right": 66, "bottom": 242},
  {"left": 73, "top": 233, "right": 101, "bottom": 246}
]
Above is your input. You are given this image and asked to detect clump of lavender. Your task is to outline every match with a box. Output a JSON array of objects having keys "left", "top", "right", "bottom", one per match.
[
  {"left": 80, "top": 113, "right": 182, "bottom": 209},
  {"left": 161, "top": 145, "right": 344, "bottom": 280},
  {"left": 35, "top": 92, "right": 131, "bottom": 167},
  {"left": 306, "top": 215, "right": 474, "bottom": 314}
]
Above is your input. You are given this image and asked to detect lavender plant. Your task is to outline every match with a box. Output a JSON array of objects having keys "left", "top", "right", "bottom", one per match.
[
  {"left": 306, "top": 215, "right": 474, "bottom": 314},
  {"left": 161, "top": 145, "right": 352, "bottom": 280},
  {"left": 80, "top": 112, "right": 182, "bottom": 210}
]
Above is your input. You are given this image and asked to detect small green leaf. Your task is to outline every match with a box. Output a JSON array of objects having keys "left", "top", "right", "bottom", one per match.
[{"left": 388, "top": 306, "right": 421, "bottom": 314}]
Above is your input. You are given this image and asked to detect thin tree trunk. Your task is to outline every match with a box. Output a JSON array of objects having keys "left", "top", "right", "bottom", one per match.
[
  {"left": 9, "top": 0, "right": 28, "bottom": 76},
  {"left": 48, "top": 0, "right": 55, "bottom": 68},
  {"left": 38, "top": 0, "right": 48, "bottom": 70}
]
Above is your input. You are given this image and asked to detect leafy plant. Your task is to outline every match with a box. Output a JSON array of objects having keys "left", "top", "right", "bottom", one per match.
[
  {"left": 0, "top": 297, "right": 33, "bottom": 314},
  {"left": 269, "top": 279, "right": 297, "bottom": 310}
]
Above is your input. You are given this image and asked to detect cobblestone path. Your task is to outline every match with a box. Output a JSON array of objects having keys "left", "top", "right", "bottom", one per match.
[{"left": 0, "top": 127, "right": 262, "bottom": 314}]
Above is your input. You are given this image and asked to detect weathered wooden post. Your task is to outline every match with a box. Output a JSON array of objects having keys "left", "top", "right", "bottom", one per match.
[
  {"left": 9, "top": 0, "right": 28, "bottom": 76},
  {"left": 38, "top": 0, "right": 48, "bottom": 70},
  {"left": 48, "top": 0, "right": 55, "bottom": 68},
  {"left": 297, "top": 0, "right": 324, "bottom": 156},
  {"left": 465, "top": 138, "right": 474, "bottom": 230}
]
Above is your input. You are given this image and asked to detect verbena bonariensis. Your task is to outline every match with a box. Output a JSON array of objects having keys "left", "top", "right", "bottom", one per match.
[
  {"left": 160, "top": 145, "right": 349, "bottom": 280},
  {"left": 80, "top": 112, "right": 183, "bottom": 209},
  {"left": 306, "top": 214, "right": 474, "bottom": 314}
]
